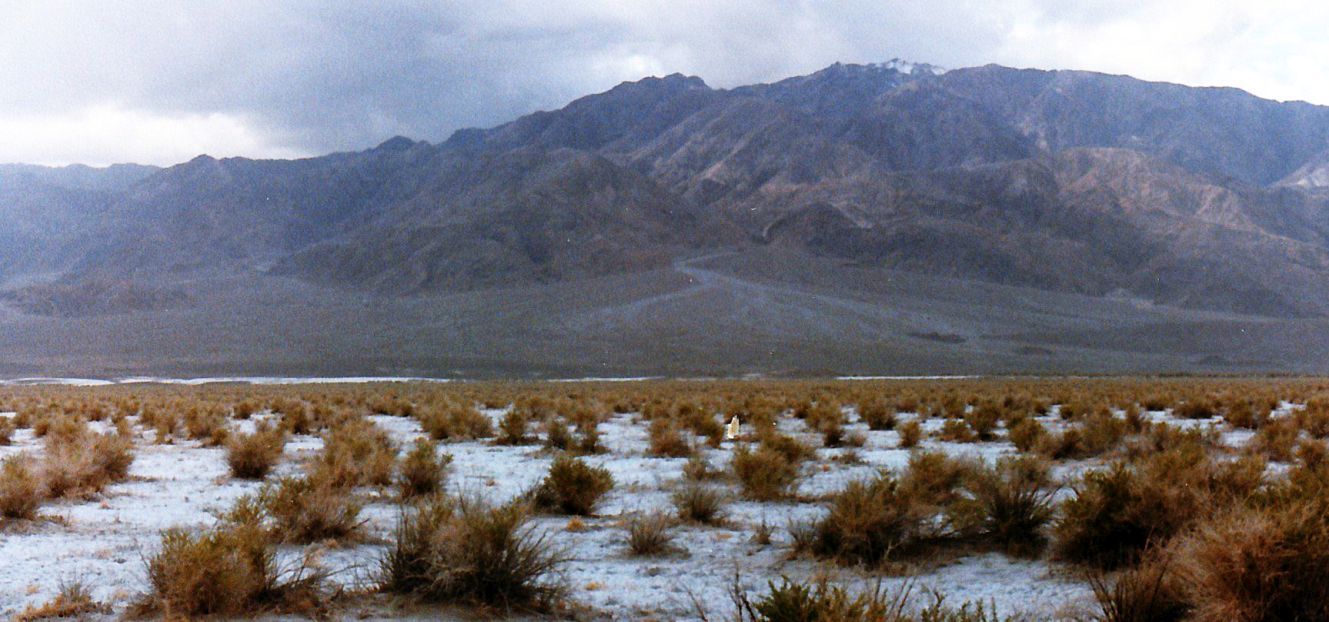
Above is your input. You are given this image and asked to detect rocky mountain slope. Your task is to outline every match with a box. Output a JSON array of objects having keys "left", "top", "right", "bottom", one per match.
[{"left": 5, "top": 61, "right": 1329, "bottom": 374}]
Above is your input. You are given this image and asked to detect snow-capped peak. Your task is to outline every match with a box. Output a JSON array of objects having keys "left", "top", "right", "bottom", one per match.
[{"left": 876, "top": 58, "right": 947, "bottom": 76}]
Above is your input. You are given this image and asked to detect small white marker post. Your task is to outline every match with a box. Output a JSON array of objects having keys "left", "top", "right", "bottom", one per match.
[{"left": 724, "top": 415, "right": 740, "bottom": 441}]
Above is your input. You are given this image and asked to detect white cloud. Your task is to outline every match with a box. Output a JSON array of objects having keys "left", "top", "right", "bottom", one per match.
[
  {"left": 1, "top": 1, "right": 1328, "bottom": 164},
  {"left": 0, "top": 105, "right": 307, "bottom": 166}
]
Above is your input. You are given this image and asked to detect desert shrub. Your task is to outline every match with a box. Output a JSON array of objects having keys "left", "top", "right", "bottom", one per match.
[
  {"left": 263, "top": 476, "right": 365, "bottom": 543},
  {"left": 1175, "top": 502, "right": 1329, "bottom": 622},
  {"left": 1224, "top": 401, "right": 1263, "bottom": 430},
  {"left": 1084, "top": 412, "right": 1128, "bottom": 449},
  {"left": 626, "top": 511, "right": 675, "bottom": 556},
  {"left": 732, "top": 445, "right": 799, "bottom": 501},
  {"left": 15, "top": 579, "right": 109, "bottom": 621},
  {"left": 951, "top": 456, "right": 1054, "bottom": 555},
  {"left": 1089, "top": 558, "right": 1189, "bottom": 622},
  {"left": 419, "top": 403, "right": 493, "bottom": 441},
  {"left": 377, "top": 495, "right": 565, "bottom": 610},
  {"left": 937, "top": 419, "right": 974, "bottom": 443},
  {"left": 280, "top": 403, "right": 316, "bottom": 435},
  {"left": 964, "top": 404, "right": 1002, "bottom": 441},
  {"left": 1297, "top": 406, "right": 1329, "bottom": 438},
  {"left": 800, "top": 401, "right": 845, "bottom": 432},
  {"left": 496, "top": 408, "right": 533, "bottom": 445},
  {"left": 153, "top": 413, "right": 179, "bottom": 444},
  {"left": 225, "top": 425, "right": 286, "bottom": 480},
  {"left": 0, "top": 454, "right": 43, "bottom": 519},
  {"left": 1173, "top": 400, "right": 1219, "bottom": 420},
  {"left": 758, "top": 431, "right": 813, "bottom": 464},
  {"left": 543, "top": 418, "right": 572, "bottom": 451},
  {"left": 308, "top": 418, "right": 396, "bottom": 488},
  {"left": 141, "top": 518, "right": 325, "bottom": 618},
  {"left": 672, "top": 484, "right": 728, "bottom": 525},
  {"left": 1007, "top": 418, "right": 1046, "bottom": 453},
  {"left": 807, "top": 474, "right": 927, "bottom": 566},
  {"left": 0, "top": 417, "right": 13, "bottom": 445},
  {"left": 399, "top": 438, "right": 452, "bottom": 499},
  {"left": 1050, "top": 451, "right": 1243, "bottom": 571},
  {"left": 532, "top": 455, "right": 613, "bottom": 515},
  {"left": 42, "top": 430, "right": 134, "bottom": 498},
  {"left": 1250, "top": 417, "right": 1300, "bottom": 462},
  {"left": 898, "top": 420, "right": 922, "bottom": 448},
  {"left": 731, "top": 577, "right": 907, "bottom": 622},
  {"left": 184, "top": 406, "right": 230, "bottom": 446},
  {"left": 573, "top": 418, "right": 604, "bottom": 455},
  {"left": 858, "top": 400, "right": 897, "bottom": 431},
  {"left": 899, "top": 451, "right": 971, "bottom": 510},
  {"left": 683, "top": 454, "right": 720, "bottom": 481},
  {"left": 648, "top": 417, "right": 693, "bottom": 457},
  {"left": 1035, "top": 427, "right": 1086, "bottom": 460},
  {"left": 232, "top": 399, "right": 259, "bottom": 420},
  {"left": 1054, "top": 464, "right": 1154, "bottom": 568},
  {"left": 821, "top": 420, "right": 846, "bottom": 448}
]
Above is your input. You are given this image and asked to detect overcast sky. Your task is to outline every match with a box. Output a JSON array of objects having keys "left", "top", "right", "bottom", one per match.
[{"left": 2, "top": 0, "right": 1326, "bottom": 166}]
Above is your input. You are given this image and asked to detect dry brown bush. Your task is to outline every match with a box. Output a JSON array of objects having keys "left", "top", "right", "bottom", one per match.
[
  {"left": 377, "top": 495, "right": 566, "bottom": 611},
  {"left": 897, "top": 420, "right": 922, "bottom": 448},
  {"left": 0, "top": 454, "right": 43, "bottom": 519},
  {"left": 399, "top": 438, "right": 452, "bottom": 499},
  {"left": 532, "top": 455, "right": 614, "bottom": 516},
  {"left": 732, "top": 445, "right": 799, "bottom": 501},
  {"left": 225, "top": 424, "right": 287, "bottom": 480}
]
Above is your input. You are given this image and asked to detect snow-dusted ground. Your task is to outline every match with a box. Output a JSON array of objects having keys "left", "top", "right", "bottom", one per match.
[{"left": 0, "top": 402, "right": 1277, "bottom": 620}]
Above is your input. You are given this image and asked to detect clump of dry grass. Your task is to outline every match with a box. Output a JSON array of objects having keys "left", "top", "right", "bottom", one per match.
[
  {"left": 419, "top": 403, "right": 493, "bottom": 441},
  {"left": 398, "top": 438, "right": 452, "bottom": 499},
  {"left": 377, "top": 495, "right": 566, "bottom": 611},
  {"left": 1055, "top": 446, "right": 1263, "bottom": 570},
  {"left": 950, "top": 455, "right": 1055, "bottom": 556},
  {"left": 15, "top": 580, "right": 109, "bottom": 621},
  {"left": 804, "top": 473, "right": 928, "bottom": 566},
  {"left": 308, "top": 417, "right": 397, "bottom": 488},
  {"left": 0, "top": 417, "right": 14, "bottom": 445},
  {"left": 0, "top": 454, "right": 43, "bottom": 520},
  {"left": 648, "top": 417, "right": 694, "bottom": 457},
  {"left": 732, "top": 445, "right": 800, "bottom": 501},
  {"left": 1089, "top": 556, "right": 1189, "bottom": 622},
  {"left": 937, "top": 418, "right": 975, "bottom": 442},
  {"left": 626, "top": 511, "right": 675, "bottom": 556},
  {"left": 802, "top": 452, "right": 981, "bottom": 567},
  {"left": 728, "top": 576, "right": 1007, "bottom": 622},
  {"left": 496, "top": 408, "right": 534, "bottom": 445},
  {"left": 42, "top": 427, "right": 134, "bottom": 498},
  {"left": 683, "top": 454, "right": 721, "bottom": 481},
  {"left": 184, "top": 405, "right": 230, "bottom": 446},
  {"left": 963, "top": 403, "right": 1002, "bottom": 441},
  {"left": 263, "top": 476, "right": 365, "bottom": 543},
  {"left": 225, "top": 424, "right": 287, "bottom": 480},
  {"left": 1007, "top": 417, "right": 1046, "bottom": 452},
  {"left": 532, "top": 455, "right": 614, "bottom": 516},
  {"left": 1173, "top": 501, "right": 1329, "bottom": 621},
  {"left": 897, "top": 420, "right": 922, "bottom": 448},
  {"left": 1250, "top": 417, "right": 1300, "bottom": 462},
  {"left": 858, "top": 399, "right": 897, "bottom": 431},
  {"left": 543, "top": 417, "right": 573, "bottom": 451},
  {"left": 138, "top": 510, "right": 327, "bottom": 618},
  {"left": 757, "top": 430, "right": 813, "bottom": 464},
  {"left": 672, "top": 484, "right": 728, "bottom": 525}
]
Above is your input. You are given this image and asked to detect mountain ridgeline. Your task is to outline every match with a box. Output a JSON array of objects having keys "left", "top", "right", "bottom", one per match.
[{"left": 6, "top": 61, "right": 1329, "bottom": 376}]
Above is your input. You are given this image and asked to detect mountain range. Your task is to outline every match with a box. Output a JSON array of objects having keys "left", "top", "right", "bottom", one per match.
[{"left": 5, "top": 60, "right": 1329, "bottom": 377}]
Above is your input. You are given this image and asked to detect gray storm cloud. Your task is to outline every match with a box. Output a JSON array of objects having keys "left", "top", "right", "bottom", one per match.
[{"left": 0, "top": 0, "right": 1325, "bottom": 165}]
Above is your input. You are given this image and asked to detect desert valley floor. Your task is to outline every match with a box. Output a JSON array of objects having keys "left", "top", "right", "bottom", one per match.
[{"left": 0, "top": 377, "right": 1325, "bottom": 620}]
